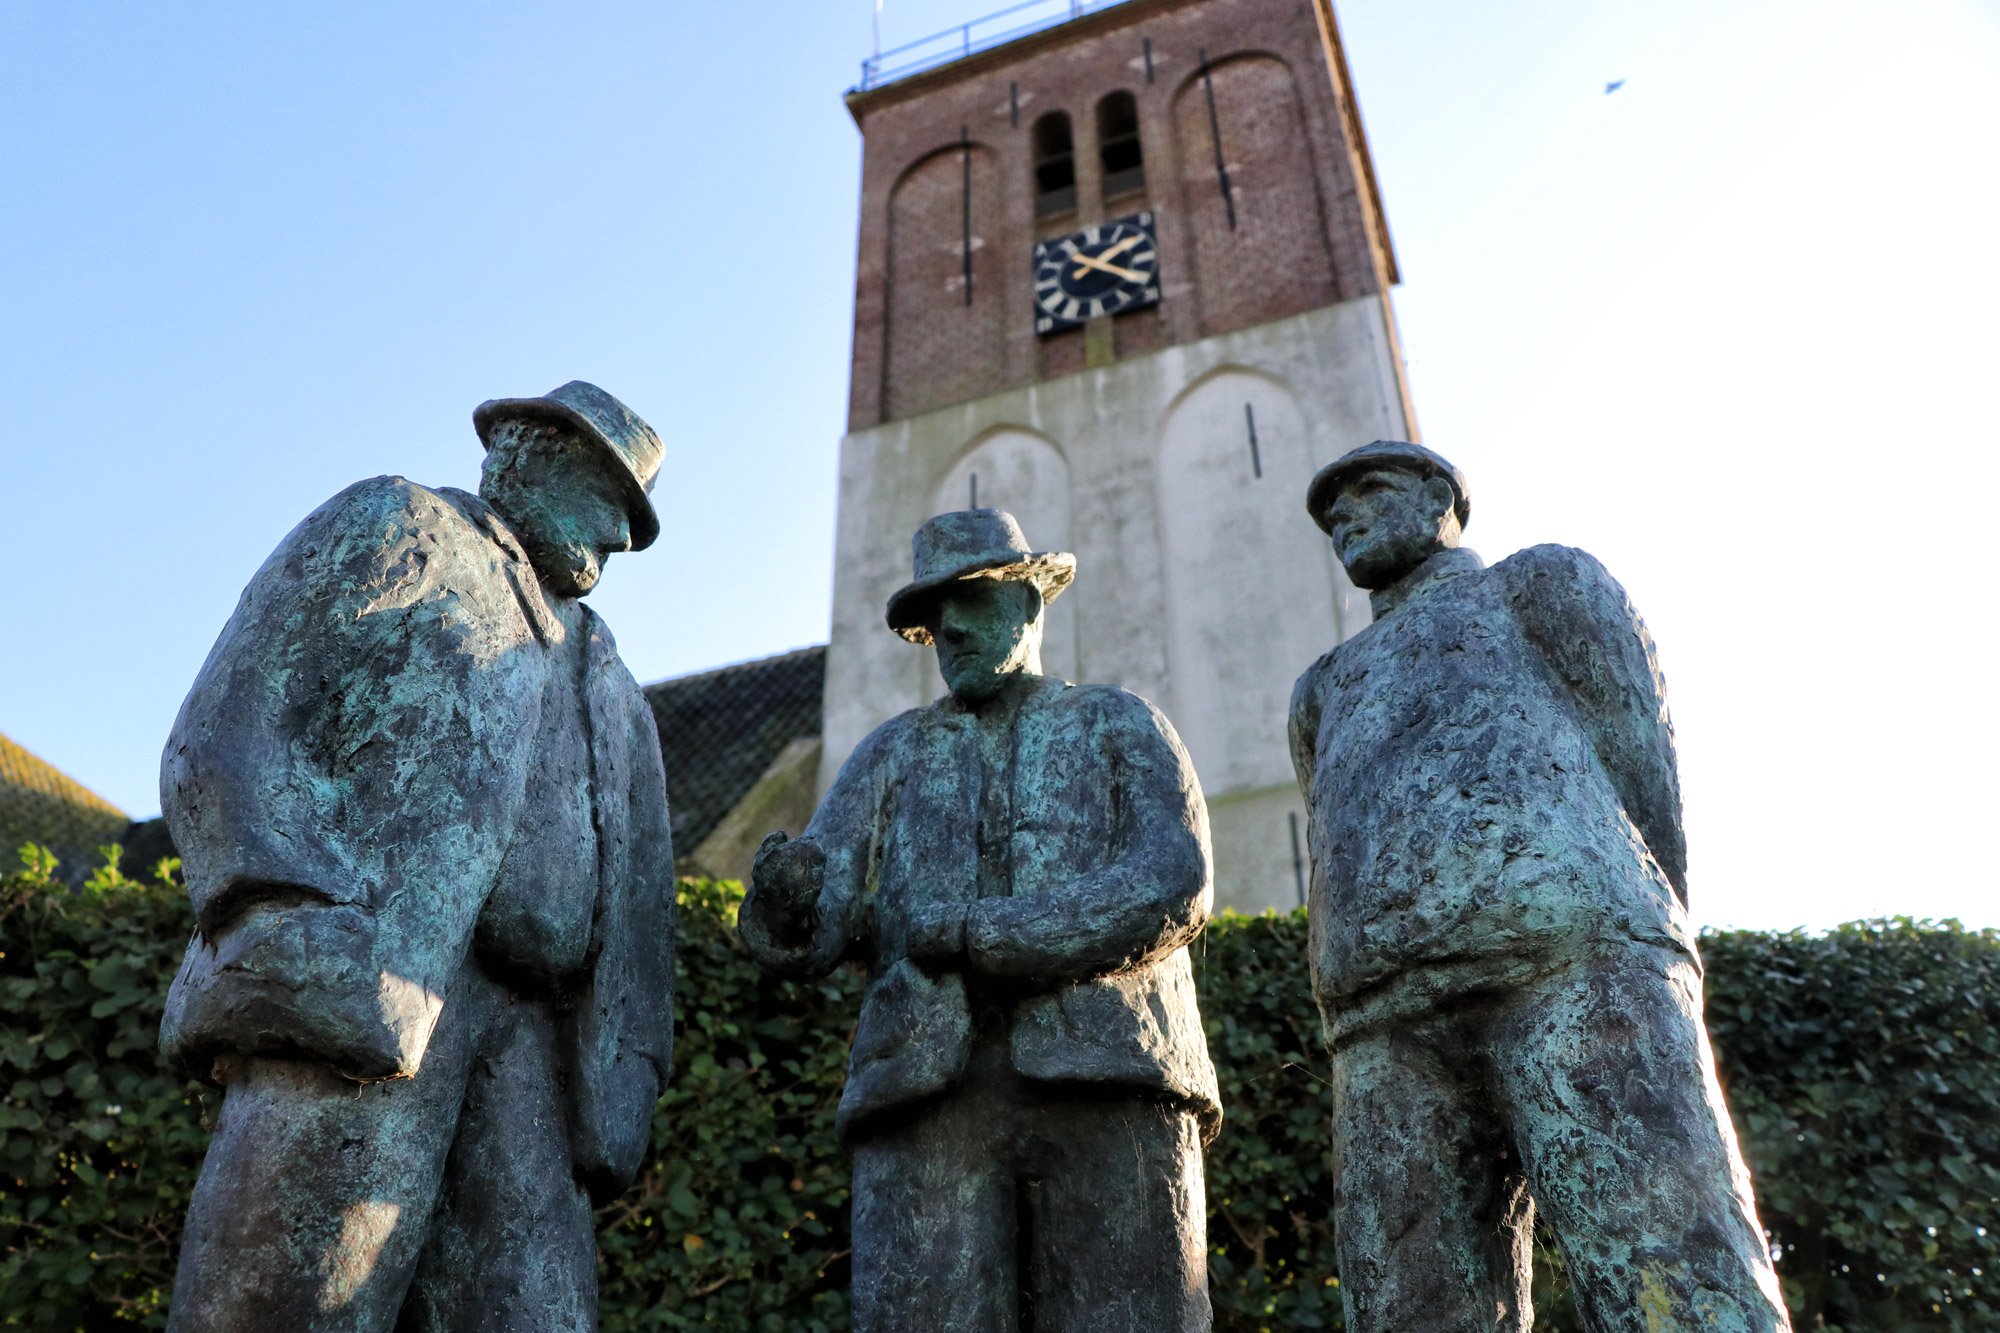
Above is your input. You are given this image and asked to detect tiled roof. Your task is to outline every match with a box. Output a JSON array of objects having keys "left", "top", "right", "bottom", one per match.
[
  {"left": 644, "top": 646, "right": 826, "bottom": 857},
  {"left": 0, "top": 732, "right": 129, "bottom": 878}
]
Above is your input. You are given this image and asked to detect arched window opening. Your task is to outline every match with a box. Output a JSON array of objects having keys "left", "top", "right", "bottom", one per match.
[
  {"left": 1097, "top": 92, "right": 1145, "bottom": 200},
  {"left": 1032, "top": 112, "right": 1077, "bottom": 218}
]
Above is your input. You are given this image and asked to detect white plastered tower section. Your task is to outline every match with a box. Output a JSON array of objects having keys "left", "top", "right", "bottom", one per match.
[{"left": 821, "top": 295, "right": 1411, "bottom": 913}]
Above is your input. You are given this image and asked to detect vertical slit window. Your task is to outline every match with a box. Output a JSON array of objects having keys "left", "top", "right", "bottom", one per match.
[
  {"left": 1032, "top": 112, "right": 1077, "bottom": 218},
  {"left": 1097, "top": 91, "right": 1145, "bottom": 199}
]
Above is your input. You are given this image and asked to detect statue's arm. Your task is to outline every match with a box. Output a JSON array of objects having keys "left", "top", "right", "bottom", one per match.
[
  {"left": 961, "top": 692, "right": 1210, "bottom": 984},
  {"left": 164, "top": 476, "right": 544, "bottom": 924},
  {"left": 1289, "top": 658, "right": 1326, "bottom": 798},
  {"left": 737, "top": 721, "right": 889, "bottom": 979},
  {"left": 1500, "top": 544, "right": 1688, "bottom": 902},
  {"left": 159, "top": 478, "right": 545, "bottom": 1080},
  {"left": 566, "top": 654, "right": 677, "bottom": 1202}
]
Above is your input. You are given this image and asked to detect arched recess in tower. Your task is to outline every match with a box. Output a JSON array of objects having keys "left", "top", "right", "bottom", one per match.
[
  {"left": 884, "top": 142, "right": 1005, "bottom": 421},
  {"left": 930, "top": 429, "right": 1077, "bottom": 685},
  {"left": 1171, "top": 55, "right": 1339, "bottom": 337},
  {"left": 1156, "top": 369, "right": 1349, "bottom": 797}
]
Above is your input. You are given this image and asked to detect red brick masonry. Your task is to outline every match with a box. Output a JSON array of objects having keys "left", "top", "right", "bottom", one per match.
[{"left": 844, "top": 0, "right": 1399, "bottom": 429}]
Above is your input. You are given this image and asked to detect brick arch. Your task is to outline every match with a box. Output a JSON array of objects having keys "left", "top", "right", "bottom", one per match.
[
  {"left": 1170, "top": 53, "right": 1339, "bottom": 337},
  {"left": 883, "top": 141, "right": 1005, "bottom": 421}
]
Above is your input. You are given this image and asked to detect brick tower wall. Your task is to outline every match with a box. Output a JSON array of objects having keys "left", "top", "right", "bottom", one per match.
[
  {"left": 844, "top": 0, "right": 1398, "bottom": 429},
  {"left": 825, "top": 0, "right": 1414, "bottom": 911}
]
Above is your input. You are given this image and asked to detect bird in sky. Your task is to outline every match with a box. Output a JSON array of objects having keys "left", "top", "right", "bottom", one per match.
[{"left": 1605, "top": 79, "right": 1626, "bottom": 94}]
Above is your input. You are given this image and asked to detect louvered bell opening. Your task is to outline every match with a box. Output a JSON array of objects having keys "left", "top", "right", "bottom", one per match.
[
  {"left": 1033, "top": 111, "right": 1078, "bottom": 218},
  {"left": 1097, "top": 90, "right": 1145, "bottom": 200}
]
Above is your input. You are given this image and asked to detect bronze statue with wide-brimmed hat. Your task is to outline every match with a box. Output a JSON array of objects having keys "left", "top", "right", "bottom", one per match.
[
  {"left": 160, "top": 381, "right": 676, "bottom": 1332},
  {"left": 884, "top": 508, "right": 1075, "bottom": 643},
  {"left": 742, "top": 508, "right": 1221, "bottom": 1333},
  {"left": 474, "top": 379, "right": 665, "bottom": 551}
]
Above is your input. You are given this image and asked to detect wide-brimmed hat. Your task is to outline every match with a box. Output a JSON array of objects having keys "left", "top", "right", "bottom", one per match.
[
  {"left": 886, "top": 510, "right": 1076, "bottom": 645},
  {"left": 1305, "top": 440, "right": 1471, "bottom": 537},
  {"left": 473, "top": 381, "right": 664, "bottom": 551}
]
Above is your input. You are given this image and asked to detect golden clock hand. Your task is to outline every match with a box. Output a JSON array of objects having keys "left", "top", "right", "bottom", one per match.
[
  {"left": 1067, "top": 250, "right": 1148, "bottom": 283},
  {"left": 1062, "top": 233, "right": 1145, "bottom": 278},
  {"left": 1094, "top": 233, "right": 1145, "bottom": 263}
]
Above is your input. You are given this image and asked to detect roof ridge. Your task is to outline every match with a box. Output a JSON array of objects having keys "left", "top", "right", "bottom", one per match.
[
  {"left": 0, "top": 732, "right": 128, "bottom": 820},
  {"left": 643, "top": 643, "right": 827, "bottom": 692}
]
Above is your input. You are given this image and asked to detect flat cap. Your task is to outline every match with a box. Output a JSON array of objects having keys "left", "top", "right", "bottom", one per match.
[{"left": 1306, "top": 440, "right": 1471, "bottom": 536}]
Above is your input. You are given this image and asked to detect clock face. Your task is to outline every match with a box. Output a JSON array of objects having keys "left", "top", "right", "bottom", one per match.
[{"left": 1033, "top": 211, "right": 1160, "bottom": 334}]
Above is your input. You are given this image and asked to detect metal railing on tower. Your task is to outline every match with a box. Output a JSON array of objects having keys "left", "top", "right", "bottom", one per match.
[{"left": 857, "top": 0, "right": 1130, "bottom": 92}]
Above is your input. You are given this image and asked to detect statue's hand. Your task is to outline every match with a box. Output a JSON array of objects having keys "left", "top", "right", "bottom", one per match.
[
  {"left": 751, "top": 831, "right": 825, "bottom": 931},
  {"left": 904, "top": 903, "right": 968, "bottom": 965}
]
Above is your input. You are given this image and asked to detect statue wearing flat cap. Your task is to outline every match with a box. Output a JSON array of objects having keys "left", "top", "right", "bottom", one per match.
[
  {"left": 741, "top": 510, "right": 1221, "bottom": 1333},
  {"left": 159, "top": 382, "right": 676, "bottom": 1331},
  {"left": 1290, "top": 441, "right": 1792, "bottom": 1332}
]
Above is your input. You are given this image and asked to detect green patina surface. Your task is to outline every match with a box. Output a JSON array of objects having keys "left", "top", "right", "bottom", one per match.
[
  {"left": 149, "top": 385, "right": 676, "bottom": 1331},
  {"left": 1294, "top": 445, "right": 1792, "bottom": 1331},
  {"left": 741, "top": 511, "right": 1221, "bottom": 1330}
]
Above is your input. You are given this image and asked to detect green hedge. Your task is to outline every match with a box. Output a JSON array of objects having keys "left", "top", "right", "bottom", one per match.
[
  {"left": 1703, "top": 921, "right": 2000, "bottom": 1329},
  {"left": 2, "top": 848, "right": 1995, "bottom": 1331}
]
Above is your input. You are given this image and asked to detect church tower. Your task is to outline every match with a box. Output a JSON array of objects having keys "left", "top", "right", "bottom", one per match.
[{"left": 823, "top": 0, "right": 1415, "bottom": 912}]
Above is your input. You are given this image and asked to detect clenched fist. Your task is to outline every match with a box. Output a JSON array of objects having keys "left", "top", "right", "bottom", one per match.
[{"left": 750, "top": 830, "right": 825, "bottom": 943}]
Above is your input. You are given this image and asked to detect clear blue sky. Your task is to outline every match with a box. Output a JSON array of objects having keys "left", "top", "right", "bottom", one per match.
[{"left": 3, "top": 0, "right": 1996, "bottom": 931}]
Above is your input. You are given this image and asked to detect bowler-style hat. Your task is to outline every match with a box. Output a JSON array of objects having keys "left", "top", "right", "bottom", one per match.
[
  {"left": 1305, "top": 440, "right": 1471, "bottom": 537},
  {"left": 473, "top": 380, "right": 665, "bottom": 551},
  {"left": 886, "top": 510, "right": 1076, "bottom": 645}
]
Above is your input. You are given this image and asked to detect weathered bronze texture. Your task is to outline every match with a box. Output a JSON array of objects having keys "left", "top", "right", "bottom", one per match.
[
  {"left": 742, "top": 510, "right": 1219, "bottom": 1332},
  {"left": 158, "top": 383, "right": 675, "bottom": 1332},
  {"left": 1291, "top": 442, "right": 1792, "bottom": 1332}
]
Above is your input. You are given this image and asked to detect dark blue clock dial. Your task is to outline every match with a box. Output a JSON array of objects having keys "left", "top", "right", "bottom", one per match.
[{"left": 1033, "top": 211, "right": 1160, "bottom": 334}]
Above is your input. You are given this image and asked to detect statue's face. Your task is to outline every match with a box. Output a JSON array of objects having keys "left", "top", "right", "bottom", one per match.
[
  {"left": 479, "top": 422, "right": 633, "bottom": 597},
  {"left": 930, "top": 578, "right": 1043, "bottom": 703},
  {"left": 1324, "top": 468, "right": 1459, "bottom": 590}
]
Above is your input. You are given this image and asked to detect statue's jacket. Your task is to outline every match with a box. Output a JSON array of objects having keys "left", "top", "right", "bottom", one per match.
[
  {"left": 158, "top": 476, "right": 674, "bottom": 1199},
  {"left": 740, "top": 676, "right": 1221, "bottom": 1140},
  {"left": 1289, "top": 544, "right": 1696, "bottom": 1046}
]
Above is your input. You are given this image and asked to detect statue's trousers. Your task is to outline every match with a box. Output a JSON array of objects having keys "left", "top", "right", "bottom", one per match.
[
  {"left": 1328, "top": 949, "right": 1790, "bottom": 1333},
  {"left": 166, "top": 965, "right": 598, "bottom": 1333}
]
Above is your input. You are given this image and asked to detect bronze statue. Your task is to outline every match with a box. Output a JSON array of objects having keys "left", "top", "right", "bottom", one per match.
[
  {"left": 741, "top": 510, "right": 1220, "bottom": 1332},
  {"left": 1290, "top": 441, "right": 1792, "bottom": 1333},
  {"left": 159, "top": 382, "right": 675, "bottom": 1331}
]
